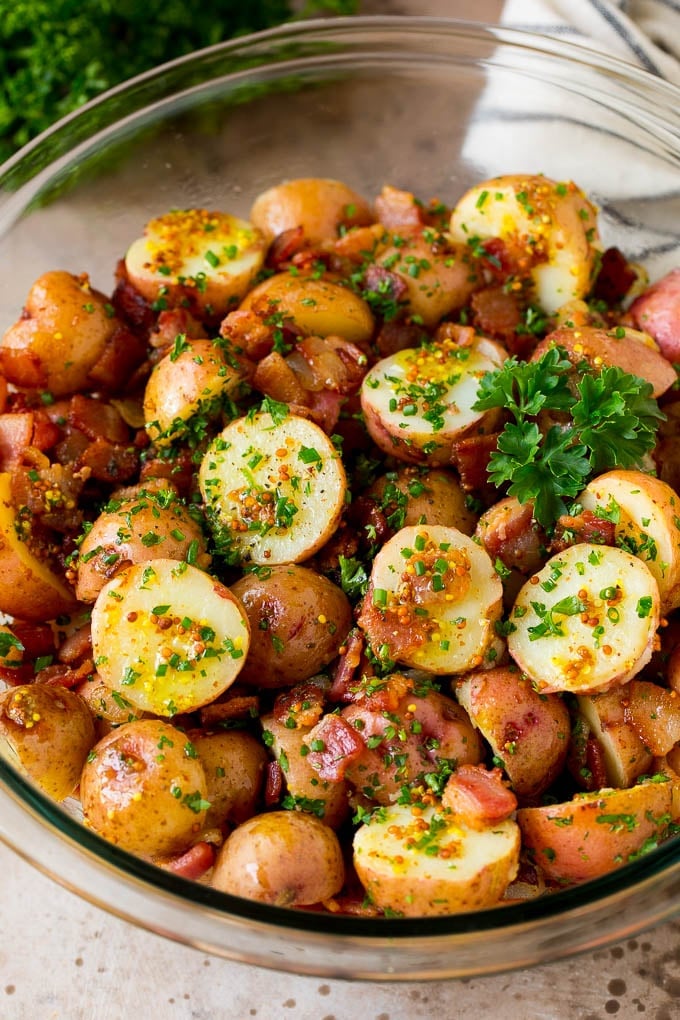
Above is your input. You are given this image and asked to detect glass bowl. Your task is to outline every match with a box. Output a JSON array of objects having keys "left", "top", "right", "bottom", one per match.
[{"left": 1, "top": 15, "right": 680, "bottom": 981}]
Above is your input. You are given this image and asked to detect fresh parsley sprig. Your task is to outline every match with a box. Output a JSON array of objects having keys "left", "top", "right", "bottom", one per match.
[{"left": 473, "top": 345, "right": 664, "bottom": 530}]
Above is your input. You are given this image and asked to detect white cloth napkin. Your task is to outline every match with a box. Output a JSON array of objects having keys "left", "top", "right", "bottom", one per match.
[{"left": 500, "top": 0, "right": 680, "bottom": 85}]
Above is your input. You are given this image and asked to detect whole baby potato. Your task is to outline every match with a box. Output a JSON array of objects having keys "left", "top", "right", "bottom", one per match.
[
  {"left": 369, "top": 466, "right": 477, "bottom": 534},
  {"left": 250, "top": 177, "right": 374, "bottom": 244},
  {"left": 211, "top": 809, "right": 345, "bottom": 906},
  {"left": 76, "top": 485, "right": 210, "bottom": 602},
  {"left": 231, "top": 565, "right": 352, "bottom": 688},
  {"left": 75, "top": 675, "right": 144, "bottom": 738},
  {"left": 193, "top": 730, "right": 268, "bottom": 829},
  {"left": 0, "top": 683, "right": 96, "bottom": 801},
  {"left": 0, "top": 271, "right": 123, "bottom": 396},
  {"left": 81, "top": 719, "right": 209, "bottom": 857}
]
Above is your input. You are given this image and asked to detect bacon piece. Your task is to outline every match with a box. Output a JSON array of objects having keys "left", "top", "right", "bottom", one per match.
[
  {"left": 87, "top": 323, "right": 148, "bottom": 393},
  {"left": 477, "top": 496, "right": 545, "bottom": 575},
  {"left": 592, "top": 247, "right": 638, "bottom": 306},
  {"left": 0, "top": 347, "right": 46, "bottom": 390},
  {"left": 442, "top": 765, "right": 517, "bottom": 829},
  {"left": 252, "top": 351, "right": 310, "bottom": 406},
  {"left": 264, "top": 760, "right": 284, "bottom": 805},
  {"left": 375, "top": 319, "right": 424, "bottom": 358},
  {"left": 551, "top": 509, "right": 616, "bottom": 552},
  {"left": 57, "top": 623, "right": 92, "bottom": 665},
  {"left": 470, "top": 286, "right": 522, "bottom": 342},
  {"left": 449, "top": 433, "right": 500, "bottom": 503},
  {"left": 329, "top": 629, "right": 365, "bottom": 702},
  {"left": 362, "top": 264, "right": 408, "bottom": 313},
  {"left": 157, "top": 841, "right": 216, "bottom": 880},
  {"left": 273, "top": 680, "right": 326, "bottom": 728},
  {"left": 69, "top": 395, "right": 131, "bottom": 444},
  {"left": 267, "top": 226, "right": 308, "bottom": 269},
  {"left": 31, "top": 412, "right": 61, "bottom": 452},
  {"left": 0, "top": 622, "right": 56, "bottom": 687},
  {"left": 0, "top": 412, "right": 34, "bottom": 469},
  {"left": 375, "top": 185, "right": 425, "bottom": 229},
  {"left": 112, "top": 258, "right": 156, "bottom": 331},
  {"left": 303, "top": 714, "right": 366, "bottom": 781},
  {"left": 39, "top": 658, "right": 95, "bottom": 689},
  {"left": 76, "top": 436, "right": 139, "bottom": 484},
  {"left": 220, "top": 309, "right": 275, "bottom": 361}
]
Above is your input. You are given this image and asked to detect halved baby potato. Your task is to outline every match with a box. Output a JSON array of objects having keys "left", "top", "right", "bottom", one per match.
[
  {"left": 0, "top": 472, "right": 78, "bottom": 621},
  {"left": 578, "top": 470, "right": 680, "bottom": 613},
  {"left": 449, "top": 174, "right": 601, "bottom": 314},
  {"left": 507, "top": 543, "right": 660, "bottom": 695},
  {"left": 353, "top": 802, "right": 520, "bottom": 916},
  {"left": 199, "top": 411, "right": 346, "bottom": 565},
  {"left": 360, "top": 335, "right": 504, "bottom": 465},
  {"left": 517, "top": 780, "right": 673, "bottom": 884},
  {"left": 357, "top": 524, "right": 503, "bottom": 674},
  {"left": 90, "top": 558, "right": 250, "bottom": 717},
  {"left": 125, "top": 209, "right": 266, "bottom": 318}
]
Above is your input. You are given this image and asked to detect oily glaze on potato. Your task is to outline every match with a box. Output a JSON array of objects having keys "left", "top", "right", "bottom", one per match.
[
  {"left": 211, "top": 809, "right": 345, "bottom": 906},
  {"left": 250, "top": 177, "right": 374, "bottom": 244},
  {"left": 353, "top": 803, "right": 520, "bottom": 916},
  {"left": 575, "top": 687, "right": 653, "bottom": 789},
  {"left": 517, "top": 780, "right": 673, "bottom": 884},
  {"left": 0, "top": 683, "right": 95, "bottom": 801},
  {"left": 81, "top": 719, "right": 209, "bottom": 857},
  {"left": 368, "top": 466, "right": 477, "bottom": 534},
  {"left": 192, "top": 730, "right": 268, "bottom": 829},
  {"left": 231, "top": 565, "right": 352, "bottom": 688}
]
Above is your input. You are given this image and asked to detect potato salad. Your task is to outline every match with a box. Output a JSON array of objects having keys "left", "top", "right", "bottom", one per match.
[{"left": 1, "top": 173, "right": 680, "bottom": 917}]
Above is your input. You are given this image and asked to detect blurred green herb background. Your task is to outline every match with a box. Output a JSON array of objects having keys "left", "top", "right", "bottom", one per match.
[{"left": 0, "top": 0, "right": 358, "bottom": 164}]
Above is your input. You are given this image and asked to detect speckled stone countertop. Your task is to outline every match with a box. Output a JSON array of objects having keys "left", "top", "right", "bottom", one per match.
[{"left": 2, "top": 2, "right": 680, "bottom": 1017}]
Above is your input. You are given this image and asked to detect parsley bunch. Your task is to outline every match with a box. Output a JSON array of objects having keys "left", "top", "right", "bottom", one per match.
[
  {"left": 0, "top": 0, "right": 358, "bottom": 162},
  {"left": 473, "top": 345, "right": 665, "bottom": 529}
]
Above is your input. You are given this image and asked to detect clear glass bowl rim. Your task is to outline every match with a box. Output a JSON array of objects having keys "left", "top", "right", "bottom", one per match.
[{"left": 1, "top": 13, "right": 680, "bottom": 978}]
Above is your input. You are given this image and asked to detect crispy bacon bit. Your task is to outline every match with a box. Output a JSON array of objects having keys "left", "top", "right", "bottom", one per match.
[
  {"left": 470, "top": 286, "right": 523, "bottom": 346},
  {"left": 69, "top": 395, "right": 131, "bottom": 444},
  {"left": 219, "top": 309, "right": 277, "bottom": 361},
  {"left": 362, "top": 264, "right": 408, "bottom": 311},
  {"left": 264, "top": 760, "right": 284, "bottom": 805},
  {"left": 273, "top": 680, "right": 327, "bottom": 728},
  {"left": 87, "top": 323, "right": 148, "bottom": 393},
  {"left": 375, "top": 185, "right": 425, "bottom": 229},
  {"left": 0, "top": 347, "right": 45, "bottom": 390},
  {"left": 329, "top": 629, "right": 365, "bottom": 702},
  {"left": 151, "top": 308, "right": 207, "bottom": 352},
  {"left": 303, "top": 714, "right": 366, "bottom": 781},
  {"left": 253, "top": 351, "right": 311, "bottom": 406},
  {"left": 31, "top": 412, "right": 61, "bottom": 453},
  {"left": 199, "top": 692, "right": 260, "bottom": 727},
  {"left": 551, "top": 509, "right": 616, "bottom": 552},
  {"left": 375, "top": 319, "right": 424, "bottom": 358},
  {"left": 156, "top": 841, "right": 216, "bottom": 880},
  {"left": 266, "top": 227, "right": 308, "bottom": 269},
  {"left": 305, "top": 390, "right": 344, "bottom": 434},
  {"left": 77, "top": 436, "right": 139, "bottom": 484},
  {"left": 111, "top": 258, "right": 156, "bottom": 332},
  {"left": 450, "top": 433, "right": 500, "bottom": 503},
  {"left": 477, "top": 497, "right": 546, "bottom": 575},
  {"left": 347, "top": 495, "right": 390, "bottom": 546},
  {"left": 592, "top": 247, "right": 638, "bottom": 306},
  {"left": 442, "top": 765, "right": 517, "bottom": 830},
  {"left": 39, "top": 658, "right": 95, "bottom": 689},
  {"left": 57, "top": 623, "right": 92, "bottom": 665}
]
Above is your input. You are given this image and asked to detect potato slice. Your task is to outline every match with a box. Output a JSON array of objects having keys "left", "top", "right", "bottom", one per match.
[
  {"left": 125, "top": 209, "right": 266, "bottom": 318},
  {"left": 0, "top": 471, "right": 77, "bottom": 621},
  {"left": 449, "top": 174, "right": 600, "bottom": 314},
  {"left": 576, "top": 687, "right": 653, "bottom": 788},
  {"left": 517, "top": 780, "right": 673, "bottom": 884},
  {"left": 507, "top": 543, "right": 659, "bottom": 695},
  {"left": 578, "top": 470, "right": 680, "bottom": 613},
  {"left": 357, "top": 524, "right": 503, "bottom": 674},
  {"left": 353, "top": 802, "right": 520, "bottom": 916},
  {"left": 90, "top": 558, "right": 250, "bottom": 717},
  {"left": 199, "top": 411, "right": 346, "bottom": 565},
  {"left": 250, "top": 177, "right": 373, "bottom": 243},
  {"left": 240, "top": 272, "right": 374, "bottom": 347},
  {"left": 360, "top": 335, "right": 504, "bottom": 465}
]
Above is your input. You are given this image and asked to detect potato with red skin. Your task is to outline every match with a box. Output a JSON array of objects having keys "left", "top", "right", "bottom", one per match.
[
  {"left": 192, "top": 730, "right": 268, "bottom": 830},
  {"left": 75, "top": 485, "right": 211, "bottom": 602},
  {"left": 231, "top": 565, "right": 352, "bottom": 689},
  {"left": 81, "top": 720, "right": 209, "bottom": 857},
  {"left": 576, "top": 687, "right": 653, "bottom": 788},
  {"left": 260, "top": 711, "right": 350, "bottom": 828},
  {"left": 211, "top": 809, "right": 345, "bottom": 906},
  {"left": 250, "top": 177, "right": 374, "bottom": 244},
  {"left": 368, "top": 466, "right": 477, "bottom": 535},
  {"left": 75, "top": 675, "right": 144, "bottom": 738},
  {"left": 532, "top": 325, "right": 676, "bottom": 398},
  {"left": 455, "top": 667, "right": 570, "bottom": 799},
  {"left": 0, "top": 271, "right": 126, "bottom": 397},
  {"left": 0, "top": 683, "right": 95, "bottom": 801},
  {"left": 517, "top": 780, "right": 673, "bottom": 884}
]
